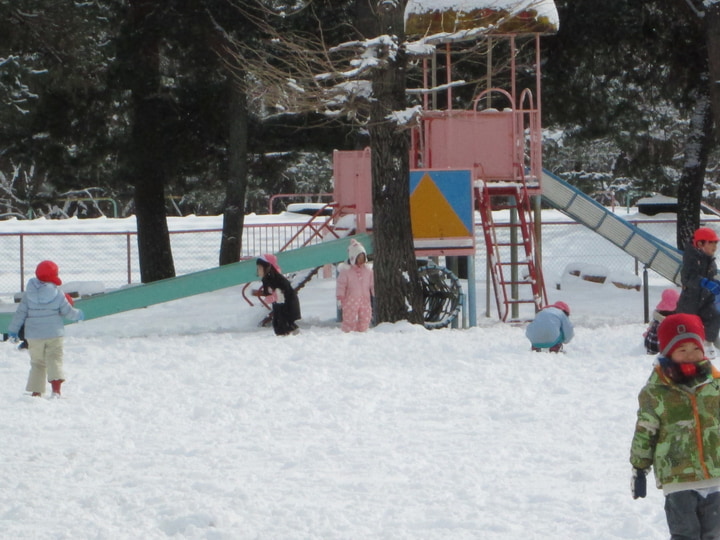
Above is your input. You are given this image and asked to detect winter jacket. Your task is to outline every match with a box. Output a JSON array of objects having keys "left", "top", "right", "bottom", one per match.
[
  {"left": 524, "top": 306, "right": 574, "bottom": 348},
  {"left": 630, "top": 360, "right": 720, "bottom": 494},
  {"left": 9, "top": 278, "right": 83, "bottom": 339},
  {"left": 336, "top": 262, "right": 374, "bottom": 306},
  {"left": 259, "top": 271, "right": 301, "bottom": 335},
  {"left": 677, "top": 243, "right": 720, "bottom": 341},
  {"left": 644, "top": 310, "right": 668, "bottom": 355}
]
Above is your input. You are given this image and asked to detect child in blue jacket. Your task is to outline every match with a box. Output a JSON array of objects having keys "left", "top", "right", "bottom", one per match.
[
  {"left": 8, "top": 260, "right": 84, "bottom": 397},
  {"left": 525, "top": 301, "right": 574, "bottom": 353}
]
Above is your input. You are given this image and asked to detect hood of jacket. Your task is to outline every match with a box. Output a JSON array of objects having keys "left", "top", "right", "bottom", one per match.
[{"left": 25, "top": 277, "right": 60, "bottom": 305}]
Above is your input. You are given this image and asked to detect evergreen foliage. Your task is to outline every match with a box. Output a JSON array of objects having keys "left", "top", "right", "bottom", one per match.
[
  {"left": 542, "top": 0, "right": 716, "bottom": 205},
  {"left": 0, "top": 0, "right": 717, "bottom": 218}
]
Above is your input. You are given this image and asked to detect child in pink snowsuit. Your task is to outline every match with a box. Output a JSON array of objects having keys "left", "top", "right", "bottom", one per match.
[{"left": 336, "top": 239, "right": 374, "bottom": 333}]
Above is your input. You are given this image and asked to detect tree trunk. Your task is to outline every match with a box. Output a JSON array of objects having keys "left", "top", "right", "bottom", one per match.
[
  {"left": 219, "top": 79, "right": 249, "bottom": 265},
  {"left": 127, "top": 0, "right": 175, "bottom": 282},
  {"left": 368, "top": 1, "right": 424, "bottom": 325},
  {"left": 676, "top": 84, "right": 714, "bottom": 249}
]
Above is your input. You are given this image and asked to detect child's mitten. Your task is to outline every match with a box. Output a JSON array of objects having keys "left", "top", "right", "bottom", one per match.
[
  {"left": 701, "top": 278, "right": 720, "bottom": 296},
  {"left": 631, "top": 467, "right": 647, "bottom": 499}
]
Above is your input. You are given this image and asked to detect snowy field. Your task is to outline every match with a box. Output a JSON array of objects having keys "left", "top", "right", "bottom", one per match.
[{"left": 0, "top": 211, "right": 694, "bottom": 539}]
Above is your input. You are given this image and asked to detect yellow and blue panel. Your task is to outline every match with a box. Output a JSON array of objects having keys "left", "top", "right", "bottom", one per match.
[{"left": 409, "top": 169, "right": 474, "bottom": 253}]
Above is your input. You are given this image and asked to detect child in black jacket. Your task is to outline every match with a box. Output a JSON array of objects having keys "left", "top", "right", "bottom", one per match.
[
  {"left": 677, "top": 227, "right": 720, "bottom": 357},
  {"left": 253, "top": 254, "right": 301, "bottom": 336},
  {"left": 644, "top": 288, "right": 679, "bottom": 354}
]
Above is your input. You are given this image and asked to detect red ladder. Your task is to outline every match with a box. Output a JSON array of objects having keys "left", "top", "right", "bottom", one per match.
[{"left": 475, "top": 182, "right": 547, "bottom": 322}]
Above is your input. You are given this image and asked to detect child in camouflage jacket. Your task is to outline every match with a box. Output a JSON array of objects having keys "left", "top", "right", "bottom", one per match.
[{"left": 630, "top": 313, "right": 720, "bottom": 539}]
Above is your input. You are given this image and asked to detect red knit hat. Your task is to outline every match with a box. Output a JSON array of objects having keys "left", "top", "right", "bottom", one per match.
[
  {"left": 35, "top": 260, "right": 62, "bottom": 286},
  {"left": 658, "top": 313, "right": 705, "bottom": 358}
]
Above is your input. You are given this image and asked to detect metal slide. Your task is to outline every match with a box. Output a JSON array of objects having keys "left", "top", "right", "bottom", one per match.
[
  {"left": 541, "top": 169, "right": 682, "bottom": 285},
  {"left": 0, "top": 234, "right": 373, "bottom": 330}
]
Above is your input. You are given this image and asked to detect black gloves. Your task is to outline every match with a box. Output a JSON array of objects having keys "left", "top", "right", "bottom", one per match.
[{"left": 632, "top": 467, "right": 647, "bottom": 499}]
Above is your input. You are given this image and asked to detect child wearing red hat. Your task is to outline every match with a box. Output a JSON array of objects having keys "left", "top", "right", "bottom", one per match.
[
  {"left": 677, "top": 227, "right": 720, "bottom": 358},
  {"left": 8, "top": 260, "right": 84, "bottom": 397},
  {"left": 630, "top": 313, "right": 720, "bottom": 538}
]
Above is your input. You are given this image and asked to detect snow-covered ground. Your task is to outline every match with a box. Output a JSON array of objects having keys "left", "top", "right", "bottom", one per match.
[{"left": 0, "top": 212, "right": 687, "bottom": 539}]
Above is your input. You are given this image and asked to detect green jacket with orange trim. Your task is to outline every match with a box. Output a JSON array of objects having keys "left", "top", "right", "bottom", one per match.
[{"left": 630, "top": 360, "right": 720, "bottom": 490}]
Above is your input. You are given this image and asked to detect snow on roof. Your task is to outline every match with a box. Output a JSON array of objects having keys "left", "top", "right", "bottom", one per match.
[
  {"left": 635, "top": 194, "right": 677, "bottom": 205},
  {"left": 405, "top": 0, "right": 559, "bottom": 37}
]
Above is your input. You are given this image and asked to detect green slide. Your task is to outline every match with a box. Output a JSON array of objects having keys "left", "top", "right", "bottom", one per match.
[{"left": 1, "top": 233, "right": 373, "bottom": 330}]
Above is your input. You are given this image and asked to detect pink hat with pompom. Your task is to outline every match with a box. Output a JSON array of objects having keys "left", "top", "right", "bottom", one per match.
[{"left": 656, "top": 288, "right": 680, "bottom": 312}]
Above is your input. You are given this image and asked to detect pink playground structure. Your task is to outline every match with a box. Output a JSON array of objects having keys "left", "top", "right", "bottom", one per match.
[{"left": 332, "top": 1, "right": 560, "bottom": 323}]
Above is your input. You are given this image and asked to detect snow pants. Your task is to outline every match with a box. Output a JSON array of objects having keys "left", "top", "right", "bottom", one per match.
[
  {"left": 701, "top": 306, "right": 720, "bottom": 343},
  {"left": 272, "top": 303, "right": 299, "bottom": 336},
  {"left": 26, "top": 337, "right": 64, "bottom": 395},
  {"left": 665, "top": 490, "right": 720, "bottom": 540},
  {"left": 341, "top": 297, "right": 372, "bottom": 333}
]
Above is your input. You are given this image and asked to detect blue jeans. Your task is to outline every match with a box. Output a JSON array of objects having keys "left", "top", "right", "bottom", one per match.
[{"left": 665, "top": 490, "right": 720, "bottom": 539}]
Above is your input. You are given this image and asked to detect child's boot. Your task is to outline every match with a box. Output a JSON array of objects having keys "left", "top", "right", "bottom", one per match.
[{"left": 50, "top": 379, "right": 63, "bottom": 397}]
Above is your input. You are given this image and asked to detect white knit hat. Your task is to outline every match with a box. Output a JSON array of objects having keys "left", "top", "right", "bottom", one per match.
[{"left": 348, "top": 239, "right": 366, "bottom": 264}]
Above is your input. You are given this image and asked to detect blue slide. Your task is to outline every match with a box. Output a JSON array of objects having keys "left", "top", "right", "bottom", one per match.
[{"left": 541, "top": 169, "right": 683, "bottom": 285}]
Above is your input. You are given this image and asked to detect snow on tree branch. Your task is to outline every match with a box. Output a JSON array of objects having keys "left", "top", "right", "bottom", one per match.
[
  {"left": 386, "top": 105, "right": 423, "bottom": 128},
  {"left": 319, "top": 35, "right": 400, "bottom": 82}
]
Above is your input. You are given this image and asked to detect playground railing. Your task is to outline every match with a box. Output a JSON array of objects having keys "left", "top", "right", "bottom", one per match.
[
  {"left": 0, "top": 218, "right": 339, "bottom": 298},
  {"left": 1, "top": 213, "right": 719, "bottom": 306}
]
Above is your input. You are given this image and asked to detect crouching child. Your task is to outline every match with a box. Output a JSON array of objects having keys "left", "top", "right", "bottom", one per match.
[{"left": 525, "top": 301, "right": 573, "bottom": 353}]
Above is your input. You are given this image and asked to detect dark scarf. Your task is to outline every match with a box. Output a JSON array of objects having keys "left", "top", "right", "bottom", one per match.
[{"left": 658, "top": 356, "right": 712, "bottom": 388}]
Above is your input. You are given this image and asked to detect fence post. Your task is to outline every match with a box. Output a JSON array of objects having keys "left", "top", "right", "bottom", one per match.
[
  {"left": 126, "top": 233, "right": 132, "bottom": 284},
  {"left": 643, "top": 266, "right": 649, "bottom": 324},
  {"left": 20, "top": 234, "right": 25, "bottom": 292}
]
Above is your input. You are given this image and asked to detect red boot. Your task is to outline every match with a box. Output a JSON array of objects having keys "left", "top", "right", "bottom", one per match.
[{"left": 50, "top": 379, "right": 63, "bottom": 397}]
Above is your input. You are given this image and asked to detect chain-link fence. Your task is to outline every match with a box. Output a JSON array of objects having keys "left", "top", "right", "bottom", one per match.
[
  {"left": 0, "top": 213, "right": 715, "bottom": 304},
  {"left": 536, "top": 218, "right": 687, "bottom": 289},
  {"left": 470, "top": 214, "right": 720, "bottom": 310},
  {"left": 0, "top": 219, "right": 340, "bottom": 299}
]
